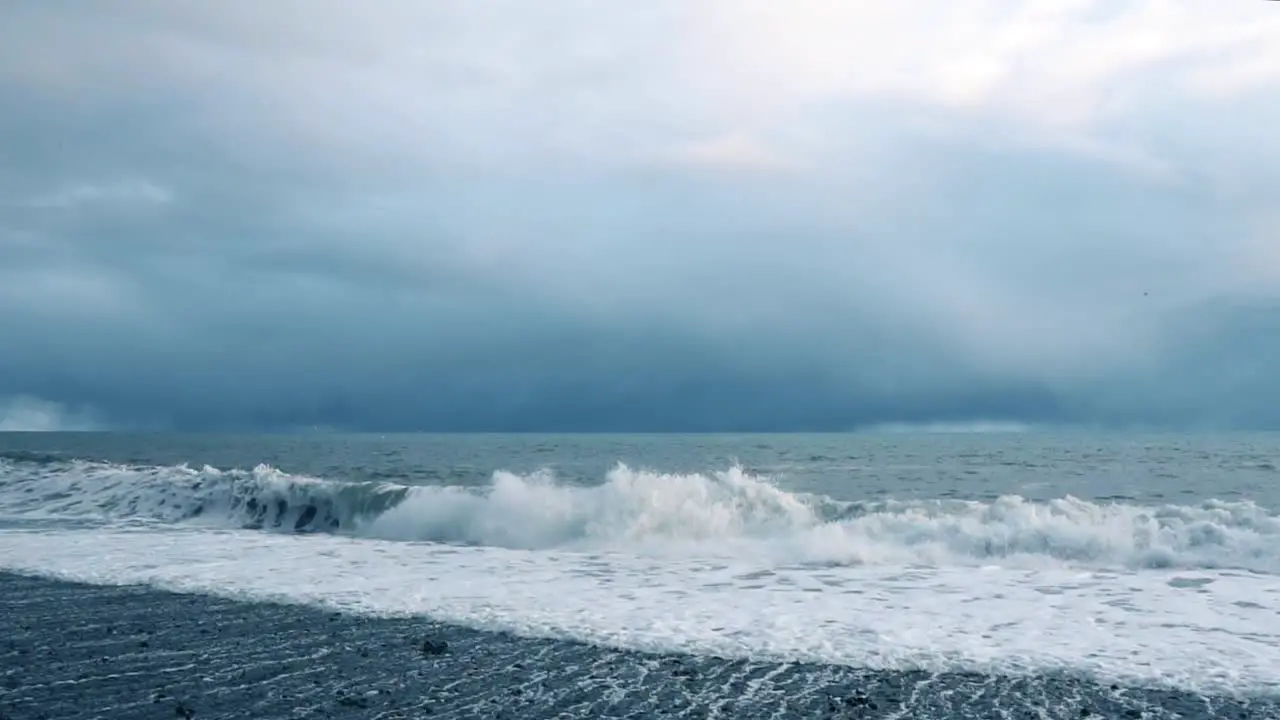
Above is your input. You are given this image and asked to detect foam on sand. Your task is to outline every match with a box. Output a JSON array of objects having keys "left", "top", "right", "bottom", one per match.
[
  {"left": 0, "top": 525, "right": 1276, "bottom": 697},
  {"left": 2, "top": 454, "right": 1278, "bottom": 696}
]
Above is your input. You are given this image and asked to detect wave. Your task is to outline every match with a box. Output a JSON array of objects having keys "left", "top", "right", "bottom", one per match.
[
  {"left": 0, "top": 457, "right": 408, "bottom": 532},
  {"left": 1, "top": 457, "right": 1277, "bottom": 572}
]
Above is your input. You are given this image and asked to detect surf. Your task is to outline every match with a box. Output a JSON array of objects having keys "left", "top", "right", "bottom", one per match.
[{"left": 2, "top": 456, "right": 1278, "bottom": 573}]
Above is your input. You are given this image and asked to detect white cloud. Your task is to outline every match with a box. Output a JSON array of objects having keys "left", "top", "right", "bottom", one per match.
[
  {"left": 0, "top": 2, "right": 1274, "bottom": 202},
  {"left": 0, "top": 2, "right": 1279, "bottom": 428},
  {"left": 688, "top": 1, "right": 1280, "bottom": 116},
  {"left": 663, "top": 131, "right": 799, "bottom": 173},
  {"left": 0, "top": 396, "right": 99, "bottom": 432},
  {"left": 22, "top": 179, "right": 172, "bottom": 209}
]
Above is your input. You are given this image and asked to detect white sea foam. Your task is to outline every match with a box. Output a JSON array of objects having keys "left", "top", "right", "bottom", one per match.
[
  {"left": 2, "top": 458, "right": 1278, "bottom": 694},
  {"left": 0, "top": 526, "right": 1276, "bottom": 696},
  {"left": 2, "top": 459, "right": 1278, "bottom": 573}
]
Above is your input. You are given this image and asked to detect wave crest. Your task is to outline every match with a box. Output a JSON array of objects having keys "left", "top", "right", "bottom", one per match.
[
  {"left": 364, "top": 465, "right": 817, "bottom": 548},
  {"left": 1, "top": 457, "right": 1277, "bottom": 572},
  {"left": 0, "top": 458, "right": 407, "bottom": 532}
]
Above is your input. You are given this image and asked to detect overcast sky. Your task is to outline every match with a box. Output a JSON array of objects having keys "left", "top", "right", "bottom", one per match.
[{"left": 2, "top": 1, "right": 1279, "bottom": 432}]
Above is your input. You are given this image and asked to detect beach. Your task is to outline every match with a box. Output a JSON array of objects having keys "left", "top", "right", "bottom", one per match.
[
  {"left": 3, "top": 433, "right": 1280, "bottom": 719},
  {"left": 2, "top": 571, "right": 1274, "bottom": 719}
]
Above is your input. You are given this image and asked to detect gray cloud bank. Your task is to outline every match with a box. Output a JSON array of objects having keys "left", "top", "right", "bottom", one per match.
[{"left": 1, "top": 3, "right": 1279, "bottom": 432}]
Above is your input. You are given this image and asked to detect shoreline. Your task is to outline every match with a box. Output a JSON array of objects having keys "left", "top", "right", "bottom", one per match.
[{"left": 1, "top": 571, "right": 1276, "bottom": 719}]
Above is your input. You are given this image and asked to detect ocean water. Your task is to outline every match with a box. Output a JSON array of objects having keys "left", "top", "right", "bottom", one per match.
[{"left": 1, "top": 431, "right": 1279, "bottom": 717}]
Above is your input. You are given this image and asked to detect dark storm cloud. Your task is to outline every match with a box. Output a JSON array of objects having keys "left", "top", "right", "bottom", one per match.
[{"left": 1, "top": 2, "right": 1279, "bottom": 431}]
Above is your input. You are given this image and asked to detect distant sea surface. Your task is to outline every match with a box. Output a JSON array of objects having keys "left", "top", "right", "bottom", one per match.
[{"left": 2, "top": 431, "right": 1278, "bottom": 719}]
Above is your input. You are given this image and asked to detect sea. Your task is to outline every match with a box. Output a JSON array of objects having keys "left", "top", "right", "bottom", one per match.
[{"left": 0, "top": 431, "right": 1278, "bottom": 719}]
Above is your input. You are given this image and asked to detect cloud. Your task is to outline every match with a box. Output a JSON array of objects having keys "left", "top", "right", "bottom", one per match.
[
  {"left": 663, "top": 131, "right": 800, "bottom": 174},
  {"left": 859, "top": 421, "right": 1032, "bottom": 435},
  {"left": 18, "top": 179, "right": 173, "bottom": 210},
  {"left": 0, "top": 2, "right": 1278, "bottom": 430},
  {"left": 0, "top": 396, "right": 99, "bottom": 432}
]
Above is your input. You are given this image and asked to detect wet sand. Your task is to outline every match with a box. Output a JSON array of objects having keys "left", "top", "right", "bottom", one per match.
[{"left": 0, "top": 572, "right": 1274, "bottom": 719}]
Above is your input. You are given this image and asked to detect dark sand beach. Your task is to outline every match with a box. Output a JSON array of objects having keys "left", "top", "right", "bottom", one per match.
[{"left": 1, "top": 572, "right": 1274, "bottom": 720}]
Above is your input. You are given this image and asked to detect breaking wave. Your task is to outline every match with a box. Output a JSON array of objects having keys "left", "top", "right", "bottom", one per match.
[
  {"left": 0, "top": 457, "right": 408, "bottom": 533},
  {"left": 1, "top": 456, "right": 1277, "bottom": 572}
]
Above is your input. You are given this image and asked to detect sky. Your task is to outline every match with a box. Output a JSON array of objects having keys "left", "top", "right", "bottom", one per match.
[{"left": 1, "top": 1, "right": 1279, "bottom": 432}]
